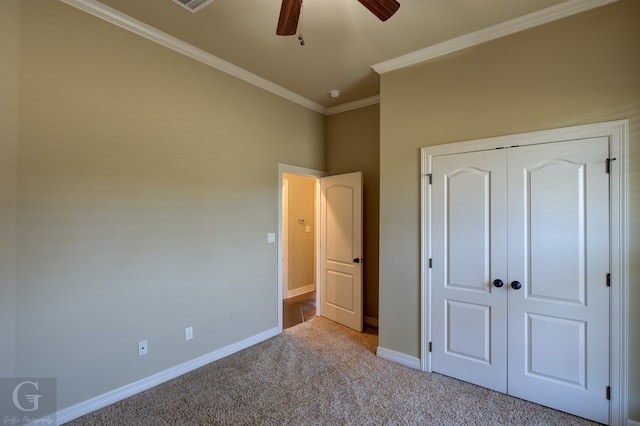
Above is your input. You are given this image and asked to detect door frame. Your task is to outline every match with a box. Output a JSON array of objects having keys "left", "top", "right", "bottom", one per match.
[
  {"left": 277, "top": 164, "right": 325, "bottom": 332},
  {"left": 420, "top": 120, "right": 629, "bottom": 424},
  {"left": 282, "top": 176, "right": 289, "bottom": 299}
]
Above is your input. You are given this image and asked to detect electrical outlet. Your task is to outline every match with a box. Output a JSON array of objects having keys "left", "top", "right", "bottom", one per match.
[
  {"left": 185, "top": 326, "right": 193, "bottom": 341},
  {"left": 138, "top": 340, "right": 148, "bottom": 356}
]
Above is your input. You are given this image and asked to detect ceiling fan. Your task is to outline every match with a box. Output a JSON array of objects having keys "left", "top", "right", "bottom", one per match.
[{"left": 276, "top": 0, "right": 400, "bottom": 36}]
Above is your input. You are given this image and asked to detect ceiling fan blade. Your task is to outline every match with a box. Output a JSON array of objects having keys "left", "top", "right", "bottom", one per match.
[
  {"left": 276, "top": 0, "right": 302, "bottom": 36},
  {"left": 357, "top": 0, "right": 400, "bottom": 21}
]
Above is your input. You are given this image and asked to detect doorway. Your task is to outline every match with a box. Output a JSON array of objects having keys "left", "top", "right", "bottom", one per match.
[
  {"left": 277, "top": 164, "right": 365, "bottom": 333},
  {"left": 277, "top": 164, "right": 325, "bottom": 332},
  {"left": 282, "top": 172, "right": 318, "bottom": 329}
]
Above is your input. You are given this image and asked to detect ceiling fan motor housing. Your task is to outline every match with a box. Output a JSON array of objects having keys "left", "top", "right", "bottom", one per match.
[{"left": 172, "top": 0, "right": 214, "bottom": 14}]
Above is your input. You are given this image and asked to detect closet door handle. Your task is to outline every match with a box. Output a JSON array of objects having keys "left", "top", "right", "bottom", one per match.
[
  {"left": 493, "top": 279, "right": 504, "bottom": 288},
  {"left": 510, "top": 281, "right": 522, "bottom": 290}
]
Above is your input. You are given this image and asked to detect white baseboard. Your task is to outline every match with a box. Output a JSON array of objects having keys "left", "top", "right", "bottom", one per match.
[
  {"left": 286, "top": 283, "right": 315, "bottom": 299},
  {"left": 628, "top": 419, "right": 640, "bottom": 426},
  {"left": 376, "top": 346, "right": 421, "bottom": 370},
  {"left": 56, "top": 327, "right": 279, "bottom": 425},
  {"left": 364, "top": 316, "right": 379, "bottom": 327}
]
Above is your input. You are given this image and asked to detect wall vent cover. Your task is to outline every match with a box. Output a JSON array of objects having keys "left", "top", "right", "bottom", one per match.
[{"left": 171, "top": 0, "right": 213, "bottom": 13}]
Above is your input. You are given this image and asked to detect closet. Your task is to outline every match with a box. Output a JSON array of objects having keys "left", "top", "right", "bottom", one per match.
[{"left": 429, "top": 137, "right": 610, "bottom": 423}]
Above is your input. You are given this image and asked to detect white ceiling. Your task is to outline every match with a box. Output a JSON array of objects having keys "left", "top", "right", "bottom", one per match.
[{"left": 69, "top": 0, "right": 612, "bottom": 112}]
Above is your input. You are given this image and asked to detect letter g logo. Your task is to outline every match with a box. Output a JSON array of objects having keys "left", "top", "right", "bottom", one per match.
[{"left": 12, "top": 381, "right": 42, "bottom": 412}]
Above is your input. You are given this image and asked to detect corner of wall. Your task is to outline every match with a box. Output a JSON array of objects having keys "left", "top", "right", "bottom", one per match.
[{"left": 0, "top": 0, "right": 20, "bottom": 378}]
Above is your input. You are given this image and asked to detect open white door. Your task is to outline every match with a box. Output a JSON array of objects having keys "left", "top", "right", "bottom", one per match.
[{"left": 320, "top": 172, "right": 363, "bottom": 332}]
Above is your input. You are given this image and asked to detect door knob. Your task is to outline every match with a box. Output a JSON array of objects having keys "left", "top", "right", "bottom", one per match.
[
  {"left": 353, "top": 258, "right": 363, "bottom": 264},
  {"left": 493, "top": 279, "right": 504, "bottom": 288},
  {"left": 511, "top": 281, "right": 522, "bottom": 290}
]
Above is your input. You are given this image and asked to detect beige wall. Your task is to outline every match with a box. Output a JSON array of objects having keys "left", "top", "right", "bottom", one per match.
[
  {"left": 10, "top": 0, "right": 325, "bottom": 411},
  {"left": 0, "top": 0, "right": 20, "bottom": 377},
  {"left": 284, "top": 174, "right": 316, "bottom": 294},
  {"left": 378, "top": 0, "right": 640, "bottom": 419},
  {"left": 8, "top": 0, "right": 636, "bottom": 418},
  {"left": 326, "top": 104, "right": 380, "bottom": 321}
]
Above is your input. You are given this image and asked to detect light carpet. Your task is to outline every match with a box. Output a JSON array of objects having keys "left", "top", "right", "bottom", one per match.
[{"left": 66, "top": 317, "right": 599, "bottom": 425}]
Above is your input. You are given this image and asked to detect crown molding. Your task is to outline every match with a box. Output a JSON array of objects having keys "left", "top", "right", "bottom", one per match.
[
  {"left": 58, "top": 0, "right": 618, "bottom": 115},
  {"left": 326, "top": 95, "right": 380, "bottom": 116},
  {"left": 372, "top": 0, "right": 619, "bottom": 74},
  {"left": 58, "top": 0, "right": 327, "bottom": 115}
]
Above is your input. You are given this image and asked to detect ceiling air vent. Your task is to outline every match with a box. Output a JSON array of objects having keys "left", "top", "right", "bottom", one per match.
[{"left": 171, "top": 0, "right": 213, "bottom": 13}]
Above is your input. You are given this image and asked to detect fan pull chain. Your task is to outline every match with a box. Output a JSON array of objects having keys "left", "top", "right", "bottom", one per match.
[{"left": 297, "top": 0, "right": 305, "bottom": 46}]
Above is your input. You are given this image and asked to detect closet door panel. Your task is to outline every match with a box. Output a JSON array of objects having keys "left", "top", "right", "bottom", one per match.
[
  {"left": 431, "top": 149, "right": 508, "bottom": 393},
  {"left": 506, "top": 138, "right": 610, "bottom": 424}
]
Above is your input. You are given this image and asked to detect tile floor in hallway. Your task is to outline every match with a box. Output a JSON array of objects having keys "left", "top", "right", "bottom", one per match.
[{"left": 283, "top": 291, "right": 316, "bottom": 329}]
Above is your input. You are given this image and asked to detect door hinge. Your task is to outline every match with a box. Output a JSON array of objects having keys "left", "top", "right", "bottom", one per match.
[
  {"left": 606, "top": 273, "right": 611, "bottom": 287},
  {"left": 606, "top": 386, "right": 611, "bottom": 400},
  {"left": 426, "top": 173, "right": 432, "bottom": 184},
  {"left": 429, "top": 258, "right": 432, "bottom": 268},
  {"left": 429, "top": 342, "right": 432, "bottom": 352},
  {"left": 606, "top": 157, "right": 617, "bottom": 174}
]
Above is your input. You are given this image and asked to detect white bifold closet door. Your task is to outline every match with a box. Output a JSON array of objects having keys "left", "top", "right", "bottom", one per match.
[{"left": 431, "top": 138, "right": 610, "bottom": 424}]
